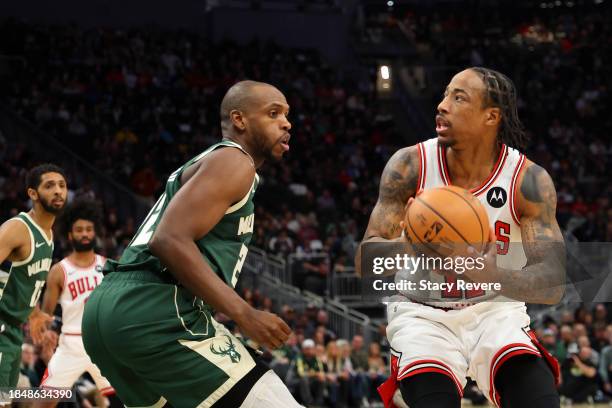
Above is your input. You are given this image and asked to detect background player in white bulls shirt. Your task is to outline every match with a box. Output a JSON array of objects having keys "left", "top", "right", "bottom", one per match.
[
  {"left": 36, "top": 198, "right": 116, "bottom": 407},
  {"left": 356, "top": 67, "right": 565, "bottom": 408}
]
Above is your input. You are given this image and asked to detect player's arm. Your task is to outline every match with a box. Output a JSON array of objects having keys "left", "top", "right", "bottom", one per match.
[
  {"left": 0, "top": 220, "right": 53, "bottom": 343},
  {"left": 149, "top": 148, "right": 290, "bottom": 349},
  {"left": 0, "top": 219, "right": 30, "bottom": 264},
  {"left": 41, "top": 263, "right": 64, "bottom": 316},
  {"left": 472, "top": 163, "right": 565, "bottom": 304},
  {"left": 354, "top": 146, "right": 419, "bottom": 275},
  {"left": 30, "top": 264, "right": 62, "bottom": 344}
]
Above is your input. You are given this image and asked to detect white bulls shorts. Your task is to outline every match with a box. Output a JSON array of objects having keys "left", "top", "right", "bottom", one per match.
[
  {"left": 41, "top": 334, "right": 114, "bottom": 396},
  {"left": 386, "top": 301, "right": 544, "bottom": 406}
]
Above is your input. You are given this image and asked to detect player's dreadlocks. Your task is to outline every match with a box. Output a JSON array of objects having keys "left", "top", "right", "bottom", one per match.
[
  {"left": 59, "top": 197, "right": 103, "bottom": 237},
  {"left": 470, "top": 67, "right": 529, "bottom": 150}
]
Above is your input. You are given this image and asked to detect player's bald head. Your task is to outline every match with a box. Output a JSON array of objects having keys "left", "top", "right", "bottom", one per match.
[{"left": 220, "top": 80, "right": 284, "bottom": 131}]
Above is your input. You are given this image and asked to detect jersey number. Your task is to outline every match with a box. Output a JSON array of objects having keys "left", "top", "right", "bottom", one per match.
[
  {"left": 441, "top": 275, "right": 485, "bottom": 299},
  {"left": 440, "top": 221, "right": 511, "bottom": 300},
  {"left": 30, "top": 280, "right": 45, "bottom": 307},
  {"left": 231, "top": 244, "right": 249, "bottom": 287},
  {"left": 131, "top": 194, "right": 167, "bottom": 247},
  {"left": 495, "top": 221, "right": 510, "bottom": 255}
]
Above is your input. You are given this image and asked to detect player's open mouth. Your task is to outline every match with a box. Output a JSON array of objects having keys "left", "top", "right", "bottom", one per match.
[
  {"left": 280, "top": 134, "right": 290, "bottom": 152},
  {"left": 436, "top": 116, "right": 450, "bottom": 133}
]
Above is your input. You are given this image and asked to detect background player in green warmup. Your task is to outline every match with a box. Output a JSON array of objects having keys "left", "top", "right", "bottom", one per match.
[
  {"left": 83, "top": 81, "right": 303, "bottom": 408},
  {"left": 0, "top": 164, "right": 67, "bottom": 387}
]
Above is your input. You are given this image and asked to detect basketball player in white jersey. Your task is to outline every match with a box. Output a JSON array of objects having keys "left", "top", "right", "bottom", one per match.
[
  {"left": 36, "top": 198, "right": 115, "bottom": 406},
  {"left": 356, "top": 67, "right": 565, "bottom": 408}
]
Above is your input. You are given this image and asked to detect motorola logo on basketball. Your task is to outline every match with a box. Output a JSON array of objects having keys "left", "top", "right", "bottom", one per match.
[{"left": 486, "top": 187, "right": 507, "bottom": 208}]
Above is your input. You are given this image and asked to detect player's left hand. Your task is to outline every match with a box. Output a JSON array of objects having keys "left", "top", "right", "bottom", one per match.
[
  {"left": 29, "top": 311, "right": 53, "bottom": 345},
  {"left": 461, "top": 227, "right": 499, "bottom": 284}
]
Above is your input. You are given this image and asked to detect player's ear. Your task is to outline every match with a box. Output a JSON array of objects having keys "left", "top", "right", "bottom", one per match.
[
  {"left": 230, "top": 109, "right": 246, "bottom": 131},
  {"left": 485, "top": 107, "right": 501, "bottom": 127},
  {"left": 27, "top": 187, "right": 39, "bottom": 202}
]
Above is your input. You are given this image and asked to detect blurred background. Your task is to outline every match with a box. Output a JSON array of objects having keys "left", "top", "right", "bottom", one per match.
[{"left": 0, "top": 0, "right": 610, "bottom": 406}]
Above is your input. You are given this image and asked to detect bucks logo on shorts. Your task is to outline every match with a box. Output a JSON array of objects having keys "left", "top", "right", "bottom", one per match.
[{"left": 210, "top": 335, "right": 241, "bottom": 363}]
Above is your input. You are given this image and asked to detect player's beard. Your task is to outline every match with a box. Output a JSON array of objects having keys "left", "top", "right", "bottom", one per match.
[
  {"left": 72, "top": 238, "right": 95, "bottom": 252},
  {"left": 254, "top": 131, "right": 280, "bottom": 162},
  {"left": 38, "top": 194, "right": 65, "bottom": 215}
]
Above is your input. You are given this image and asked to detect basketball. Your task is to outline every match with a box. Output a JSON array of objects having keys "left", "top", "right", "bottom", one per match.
[{"left": 404, "top": 186, "right": 490, "bottom": 256}]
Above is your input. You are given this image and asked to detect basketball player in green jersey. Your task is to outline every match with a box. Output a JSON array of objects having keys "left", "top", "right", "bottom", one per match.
[
  {"left": 83, "top": 81, "right": 303, "bottom": 408},
  {"left": 0, "top": 164, "right": 67, "bottom": 387}
]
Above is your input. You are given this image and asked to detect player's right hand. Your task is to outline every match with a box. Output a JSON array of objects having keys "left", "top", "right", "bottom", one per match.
[
  {"left": 29, "top": 311, "right": 53, "bottom": 345},
  {"left": 237, "top": 308, "right": 291, "bottom": 350}
]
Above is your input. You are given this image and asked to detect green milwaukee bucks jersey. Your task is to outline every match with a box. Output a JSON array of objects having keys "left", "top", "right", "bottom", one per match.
[
  {"left": 106, "top": 140, "right": 258, "bottom": 288},
  {"left": 0, "top": 213, "right": 53, "bottom": 325}
]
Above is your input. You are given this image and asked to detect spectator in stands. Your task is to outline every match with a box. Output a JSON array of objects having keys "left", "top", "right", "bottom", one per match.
[
  {"left": 600, "top": 326, "right": 612, "bottom": 397},
  {"left": 300, "top": 241, "right": 331, "bottom": 295},
  {"left": 316, "top": 310, "right": 337, "bottom": 343},
  {"left": 541, "top": 328, "right": 557, "bottom": 354},
  {"left": 560, "top": 345, "right": 599, "bottom": 403},
  {"left": 20, "top": 342, "right": 39, "bottom": 387},
  {"left": 573, "top": 322, "right": 588, "bottom": 343},
  {"left": 557, "top": 324, "right": 574, "bottom": 361},
  {"left": 269, "top": 229, "right": 294, "bottom": 257},
  {"left": 366, "top": 343, "right": 387, "bottom": 403},
  {"left": 324, "top": 340, "right": 349, "bottom": 407},
  {"left": 592, "top": 322, "right": 609, "bottom": 352},
  {"left": 594, "top": 304, "right": 608, "bottom": 326},
  {"left": 295, "top": 338, "right": 326, "bottom": 406},
  {"left": 578, "top": 335, "right": 599, "bottom": 364},
  {"left": 349, "top": 335, "right": 368, "bottom": 406},
  {"left": 350, "top": 335, "right": 369, "bottom": 371}
]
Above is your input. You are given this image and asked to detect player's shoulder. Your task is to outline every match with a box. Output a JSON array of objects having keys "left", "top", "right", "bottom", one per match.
[
  {"left": 378, "top": 144, "right": 421, "bottom": 200},
  {"left": 519, "top": 159, "right": 556, "bottom": 193},
  {"left": 0, "top": 217, "right": 30, "bottom": 243},
  {"left": 200, "top": 145, "right": 256, "bottom": 178},
  {"left": 516, "top": 159, "right": 557, "bottom": 213},
  {"left": 384, "top": 144, "right": 420, "bottom": 172},
  {"left": 48, "top": 261, "right": 66, "bottom": 279}
]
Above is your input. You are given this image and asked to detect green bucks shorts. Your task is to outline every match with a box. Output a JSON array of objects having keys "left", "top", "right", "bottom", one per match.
[
  {"left": 0, "top": 318, "right": 23, "bottom": 387},
  {"left": 82, "top": 271, "right": 268, "bottom": 408}
]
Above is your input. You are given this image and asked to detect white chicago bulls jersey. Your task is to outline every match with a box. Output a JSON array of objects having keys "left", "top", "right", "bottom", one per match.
[
  {"left": 411, "top": 137, "right": 527, "bottom": 307},
  {"left": 58, "top": 255, "right": 105, "bottom": 334}
]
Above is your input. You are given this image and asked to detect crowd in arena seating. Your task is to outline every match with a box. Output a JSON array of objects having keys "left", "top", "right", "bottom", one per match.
[
  {"left": 535, "top": 304, "right": 612, "bottom": 404},
  {"left": 0, "top": 20, "right": 401, "bottom": 273}
]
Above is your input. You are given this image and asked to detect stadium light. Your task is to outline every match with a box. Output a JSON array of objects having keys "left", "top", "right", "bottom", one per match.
[
  {"left": 380, "top": 65, "right": 390, "bottom": 80},
  {"left": 376, "top": 64, "right": 392, "bottom": 96}
]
